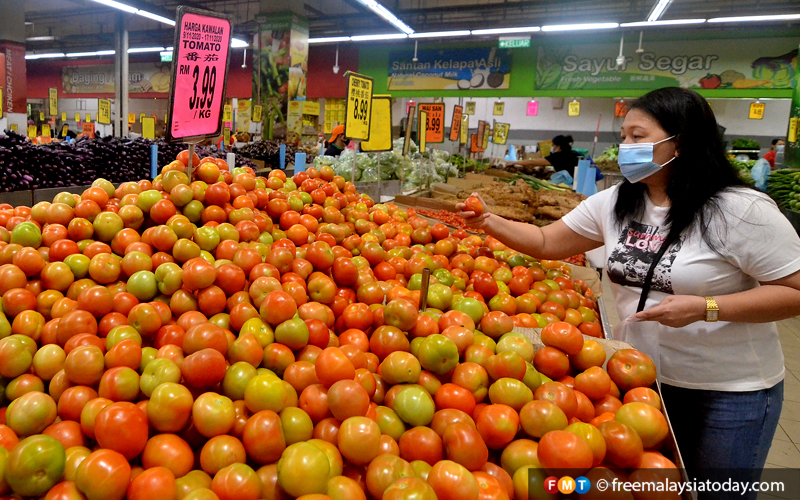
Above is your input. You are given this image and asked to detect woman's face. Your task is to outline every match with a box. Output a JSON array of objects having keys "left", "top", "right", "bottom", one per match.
[{"left": 620, "top": 108, "right": 678, "bottom": 167}]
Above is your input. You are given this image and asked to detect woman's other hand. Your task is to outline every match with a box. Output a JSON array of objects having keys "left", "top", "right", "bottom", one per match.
[{"left": 632, "top": 295, "right": 707, "bottom": 328}]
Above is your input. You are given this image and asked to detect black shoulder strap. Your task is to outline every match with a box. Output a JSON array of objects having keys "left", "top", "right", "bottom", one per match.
[{"left": 636, "top": 231, "right": 682, "bottom": 313}]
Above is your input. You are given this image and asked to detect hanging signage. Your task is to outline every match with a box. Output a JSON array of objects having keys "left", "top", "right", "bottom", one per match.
[
  {"left": 476, "top": 121, "right": 487, "bottom": 152},
  {"left": 74, "top": 113, "right": 80, "bottom": 123},
  {"left": 568, "top": 101, "right": 581, "bottom": 116},
  {"left": 48, "top": 88, "right": 58, "bottom": 116},
  {"left": 527, "top": 101, "right": 539, "bottom": 116},
  {"left": 252, "top": 104, "right": 263, "bottom": 122},
  {"left": 535, "top": 38, "right": 800, "bottom": 91},
  {"left": 418, "top": 110, "right": 427, "bottom": 153},
  {"left": 493, "top": 123, "right": 510, "bottom": 145},
  {"left": 403, "top": 104, "right": 416, "bottom": 157},
  {"left": 61, "top": 112, "right": 67, "bottom": 121},
  {"left": 128, "top": 113, "right": 136, "bottom": 124},
  {"left": 9, "top": 124, "right": 17, "bottom": 133},
  {"left": 98, "top": 99, "right": 111, "bottom": 125},
  {"left": 344, "top": 72, "right": 374, "bottom": 141},
  {"left": 142, "top": 117, "right": 156, "bottom": 139},
  {"left": 27, "top": 125, "right": 36, "bottom": 138},
  {"left": 482, "top": 127, "right": 490, "bottom": 150},
  {"left": 166, "top": 6, "right": 233, "bottom": 142},
  {"left": 140, "top": 113, "right": 146, "bottom": 123},
  {"left": 63, "top": 64, "right": 172, "bottom": 94},
  {"left": 493, "top": 102, "right": 505, "bottom": 116},
  {"left": 42, "top": 124, "right": 51, "bottom": 138},
  {"left": 460, "top": 116, "right": 468, "bottom": 145},
  {"left": 223, "top": 127, "right": 231, "bottom": 145},
  {"left": 362, "top": 95, "right": 393, "bottom": 153},
  {"left": 223, "top": 105, "right": 233, "bottom": 123},
  {"left": 61, "top": 124, "right": 69, "bottom": 138},
  {"left": 470, "top": 134, "right": 479, "bottom": 152},
  {"left": 0, "top": 89, "right": 3, "bottom": 119},
  {"left": 615, "top": 101, "right": 628, "bottom": 117},
  {"left": 418, "top": 103, "right": 445, "bottom": 144},
  {"left": 302, "top": 101, "right": 320, "bottom": 116},
  {"left": 789, "top": 117, "right": 799, "bottom": 143},
  {"left": 85, "top": 113, "right": 91, "bottom": 123},
  {"left": 39, "top": 112, "right": 45, "bottom": 121},
  {"left": 449, "top": 105, "right": 463, "bottom": 142},
  {"left": 749, "top": 102, "right": 765, "bottom": 120},
  {"left": 465, "top": 101, "right": 476, "bottom": 115},
  {"left": 499, "top": 37, "right": 530, "bottom": 49},
  {"left": 388, "top": 48, "right": 512, "bottom": 91},
  {"left": 83, "top": 122, "right": 95, "bottom": 137}
]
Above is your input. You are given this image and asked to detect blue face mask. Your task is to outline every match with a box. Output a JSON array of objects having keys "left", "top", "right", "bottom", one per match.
[{"left": 618, "top": 135, "right": 676, "bottom": 183}]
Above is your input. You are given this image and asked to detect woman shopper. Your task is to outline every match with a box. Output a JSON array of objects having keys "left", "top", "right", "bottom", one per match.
[
  {"left": 458, "top": 87, "right": 800, "bottom": 496},
  {"left": 506, "top": 134, "right": 581, "bottom": 173}
]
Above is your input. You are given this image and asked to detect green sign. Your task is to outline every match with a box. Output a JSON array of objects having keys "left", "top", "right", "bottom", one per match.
[
  {"left": 160, "top": 52, "right": 173, "bottom": 62},
  {"left": 536, "top": 37, "right": 798, "bottom": 91},
  {"left": 499, "top": 38, "right": 530, "bottom": 49}
]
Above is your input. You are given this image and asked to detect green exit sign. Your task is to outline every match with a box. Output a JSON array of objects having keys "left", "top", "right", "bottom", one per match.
[
  {"left": 160, "top": 52, "right": 173, "bottom": 62},
  {"left": 498, "top": 37, "right": 530, "bottom": 49}
]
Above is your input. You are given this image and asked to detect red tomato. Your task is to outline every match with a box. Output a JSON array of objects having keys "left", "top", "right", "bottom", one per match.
[
  {"left": 427, "top": 460, "right": 479, "bottom": 500},
  {"left": 94, "top": 402, "right": 148, "bottom": 460},
  {"left": 606, "top": 349, "right": 657, "bottom": 392}
]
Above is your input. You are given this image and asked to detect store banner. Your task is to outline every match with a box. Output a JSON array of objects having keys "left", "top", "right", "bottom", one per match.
[
  {"left": 388, "top": 48, "right": 512, "bottom": 91},
  {"left": 536, "top": 37, "right": 799, "bottom": 91},
  {"left": 236, "top": 100, "right": 252, "bottom": 133},
  {"left": 0, "top": 42, "right": 27, "bottom": 115},
  {"left": 63, "top": 63, "right": 172, "bottom": 94}
]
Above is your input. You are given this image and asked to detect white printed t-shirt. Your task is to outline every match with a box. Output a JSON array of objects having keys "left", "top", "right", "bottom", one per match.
[{"left": 562, "top": 185, "right": 800, "bottom": 391}]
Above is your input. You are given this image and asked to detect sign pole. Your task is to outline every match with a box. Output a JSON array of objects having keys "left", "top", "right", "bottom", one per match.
[{"left": 351, "top": 143, "right": 358, "bottom": 186}]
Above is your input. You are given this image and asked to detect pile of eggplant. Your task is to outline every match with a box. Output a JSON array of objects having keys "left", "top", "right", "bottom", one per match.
[{"left": 0, "top": 132, "right": 257, "bottom": 193}]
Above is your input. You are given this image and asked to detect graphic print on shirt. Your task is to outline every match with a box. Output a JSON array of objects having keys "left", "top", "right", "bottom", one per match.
[{"left": 606, "top": 221, "right": 683, "bottom": 294}]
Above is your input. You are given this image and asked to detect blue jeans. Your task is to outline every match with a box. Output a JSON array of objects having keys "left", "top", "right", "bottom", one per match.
[{"left": 660, "top": 381, "right": 784, "bottom": 500}]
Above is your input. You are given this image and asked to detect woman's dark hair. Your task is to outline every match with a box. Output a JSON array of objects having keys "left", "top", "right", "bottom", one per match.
[
  {"left": 614, "top": 87, "right": 746, "bottom": 251},
  {"left": 552, "top": 135, "right": 574, "bottom": 152}
]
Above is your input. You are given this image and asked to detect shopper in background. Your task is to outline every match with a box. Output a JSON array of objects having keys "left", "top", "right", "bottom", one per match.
[
  {"left": 505, "top": 134, "right": 581, "bottom": 173},
  {"left": 459, "top": 87, "right": 800, "bottom": 498},
  {"left": 324, "top": 124, "right": 348, "bottom": 157},
  {"left": 764, "top": 138, "right": 785, "bottom": 169}
]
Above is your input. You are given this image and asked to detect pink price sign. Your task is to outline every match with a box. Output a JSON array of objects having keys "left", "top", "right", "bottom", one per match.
[
  {"left": 167, "top": 8, "right": 232, "bottom": 142},
  {"left": 527, "top": 101, "right": 539, "bottom": 116}
]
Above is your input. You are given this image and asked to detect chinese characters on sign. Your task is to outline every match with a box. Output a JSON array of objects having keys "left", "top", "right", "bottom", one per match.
[
  {"left": 749, "top": 102, "right": 765, "bottom": 120},
  {"left": 344, "top": 72, "right": 374, "bottom": 141}
]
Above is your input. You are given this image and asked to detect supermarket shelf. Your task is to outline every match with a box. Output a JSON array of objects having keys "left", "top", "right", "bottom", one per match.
[{"left": 596, "top": 294, "right": 614, "bottom": 340}]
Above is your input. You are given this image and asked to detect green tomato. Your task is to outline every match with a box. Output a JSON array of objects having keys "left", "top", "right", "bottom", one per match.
[
  {"left": 417, "top": 334, "right": 458, "bottom": 375},
  {"left": 10, "top": 222, "right": 42, "bottom": 248},
  {"left": 393, "top": 386, "right": 435, "bottom": 427},
  {"left": 5, "top": 435, "right": 65, "bottom": 497}
]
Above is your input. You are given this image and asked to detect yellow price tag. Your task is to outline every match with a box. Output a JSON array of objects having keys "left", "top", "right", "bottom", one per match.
[
  {"left": 85, "top": 113, "right": 91, "bottom": 123},
  {"left": 61, "top": 112, "right": 67, "bottom": 122},
  {"left": 223, "top": 105, "right": 233, "bottom": 123},
  {"left": 75, "top": 113, "right": 81, "bottom": 122},
  {"left": 253, "top": 105, "right": 263, "bottom": 122},
  {"left": 418, "top": 110, "right": 427, "bottom": 153},
  {"left": 49, "top": 88, "right": 58, "bottom": 116},
  {"left": 344, "top": 72, "right": 374, "bottom": 141},
  {"left": 98, "top": 99, "right": 111, "bottom": 124},
  {"left": 460, "top": 116, "right": 469, "bottom": 145},
  {"left": 223, "top": 127, "right": 231, "bottom": 145},
  {"left": 749, "top": 102, "right": 765, "bottom": 120},
  {"left": 128, "top": 113, "right": 135, "bottom": 124},
  {"left": 493, "top": 123, "right": 510, "bottom": 145},
  {"left": 493, "top": 102, "right": 505, "bottom": 116},
  {"left": 482, "top": 127, "right": 490, "bottom": 150},
  {"left": 42, "top": 124, "right": 51, "bottom": 138},
  {"left": 39, "top": 112, "right": 45, "bottom": 121},
  {"left": 28, "top": 125, "right": 37, "bottom": 138},
  {"left": 361, "top": 96, "right": 393, "bottom": 153},
  {"left": 568, "top": 101, "right": 580, "bottom": 117},
  {"left": 465, "top": 102, "right": 476, "bottom": 115},
  {"left": 140, "top": 113, "right": 146, "bottom": 123},
  {"left": 789, "top": 117, "right": 799, "bottom": 143},
  {"left": 9, "top": 124, "right": 17, "bottom": 133},
  {"left": 142, "top": 117, "right": 155, "bottom": 139}
]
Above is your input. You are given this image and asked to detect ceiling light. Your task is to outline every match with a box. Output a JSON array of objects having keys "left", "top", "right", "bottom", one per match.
[
  {"left": 409, "top": 30, "right": 470, "bottom": 38},
  {"left": 25, "top": 53, "right": 65, "bottom": 60},
  {"left": 309, "top": 37, "right": 351, "bottom": 43},
  {"left": 127, "top": 47, "right": 164, "bottom": 53},
  {"left": 621, "top": 19, "right": 706, "bottom": 27},
  {"left": 86, "top": 0, "right": 137, "bottom": 14},
  {"left": 350, "top": 33, "right": 408, "bottom": 41},
  {"left": 471, "top": 26, "right": 540, "bottom": 35},
  {"left": 231, "top": 38, "right": 249, "bottom": 48},
  {"left": 647, "top": 0, "right": 673, "bottom": 22},
  {"left": 26, "top": 36, "right": 56, "bottom": 42},
  {"left": 136, "top": 10, "right": 176, "bottom": 26},
  {"left": 353, "top": 0, "right": 414, "bottom": 34},
  {"left": 66, "top": 50, "right": 116, "bottom": 58},
  {"left": 541, "top": 23, "right": 619, "bottom": 32},
  {"left": 707, "top": 14, "right": 800, "bottom": 23}
]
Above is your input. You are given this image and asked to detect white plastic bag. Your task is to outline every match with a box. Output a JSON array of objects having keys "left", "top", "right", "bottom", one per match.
[
  {"left": 615, "top": 316, "right": 661, "bottom": 375},
  {"left": 751, "top": 158, "right": 770, "bottom": 192}
]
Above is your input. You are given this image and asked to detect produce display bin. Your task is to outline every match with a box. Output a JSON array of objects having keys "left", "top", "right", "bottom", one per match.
[
  {"left": 34, "top": 185, "right": 92, "bottom": 204},
  {"left": 516, "top": 327, "right": 696, "bottom": 500},
  {"left": 0, "top": 190, "right": 33, "bottom": 207}
]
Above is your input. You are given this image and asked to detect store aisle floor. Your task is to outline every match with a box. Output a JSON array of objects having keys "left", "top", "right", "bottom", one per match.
[{"left": 599, "top": 273, "right": 800, "bottom": 499}]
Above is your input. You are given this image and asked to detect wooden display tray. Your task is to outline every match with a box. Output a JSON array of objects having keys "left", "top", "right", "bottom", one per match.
[{"left": 514, "top": 326, "right": 696, "bottom": 500}]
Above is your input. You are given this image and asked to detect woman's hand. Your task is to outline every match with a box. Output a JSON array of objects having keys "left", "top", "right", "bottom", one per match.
[
  {"left": 456, "top": 192, "right": 491, "bottom": 230},
  {"left": 632, "top": 295, "right": 707, "bottom": 328}
]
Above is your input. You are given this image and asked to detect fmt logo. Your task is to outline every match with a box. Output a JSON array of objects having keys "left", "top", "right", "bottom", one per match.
[{"left": 544, "top": 476, "right": 591, "bottom": 495}]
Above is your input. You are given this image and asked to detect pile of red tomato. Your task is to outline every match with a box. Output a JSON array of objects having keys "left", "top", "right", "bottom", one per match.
[{"left": 0, "top": 151, "right": 679, "bottom": 500}]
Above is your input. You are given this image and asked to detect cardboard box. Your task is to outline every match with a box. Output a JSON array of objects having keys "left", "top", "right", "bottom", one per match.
[{"left": 514, "top": 326, "right": 696, "bottom": 500}]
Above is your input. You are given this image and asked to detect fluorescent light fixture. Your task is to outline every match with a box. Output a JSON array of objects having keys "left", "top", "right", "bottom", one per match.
[
  {"left": 350, "top": 33, "right": 408, "bottom": 41},
  {"left": 25, "top": 52, "right": 65, "bottom": 60},
  {"left": 621, "top": 18, "right": 705, "bottom": 27},
  {"left": 542, "top": 22, "right": 619, "bottom": 32},
  {"left": 231, "top": 38, "right": 249, "bottom": 48},
  {"left": 136, "top": 10, "right": 176, "bottom": 26},
  {"left": 127, "top": 46, "right": 165, "bottom": 53},
  {"left": 87, "top": 0, "right": 137, "bottom": 14},
  {"left": 159, "top": 51, "right": 173, "bottom": 57},
  {"left": 66, "top": 50, "right": 116, "bottom": 58},
  {"left": 309, "top": 37, "right": 351, "bottom": 44},
  {"left": 409, "top": 30, "right": 471, "bottom": 38},
  {"left": 647, "top": 0, "right": 673, "bottom": 22},
  {"left": 353, "top": 0, "right": 414, "bottom": 34},
  {"left": 26, "top": 36, "right": 56, "bottom": 42},
  {"left": 708, "top": 14, "right": 800, "bottom": 23},
  {"left": 471, "top": 26, "right": 541, "bottom": 35}
]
